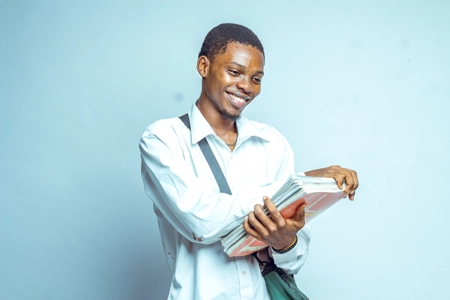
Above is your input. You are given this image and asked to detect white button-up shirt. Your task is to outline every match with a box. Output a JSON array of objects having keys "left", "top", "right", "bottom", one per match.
[{"left": 140, "top": 103, "right": 310, "bottom": 300}]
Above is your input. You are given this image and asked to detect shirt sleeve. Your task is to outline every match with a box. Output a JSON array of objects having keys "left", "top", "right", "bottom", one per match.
[
  {"left": 270, "top": 225, "right": 311, "bottom": 274},
  {"left": 139, "top": 131, "right": 286, "bottom": 245}
]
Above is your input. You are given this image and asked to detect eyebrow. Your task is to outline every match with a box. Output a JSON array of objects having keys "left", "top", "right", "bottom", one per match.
[{"left": 229, "top": 62, "right": 264, "bottom": 75}]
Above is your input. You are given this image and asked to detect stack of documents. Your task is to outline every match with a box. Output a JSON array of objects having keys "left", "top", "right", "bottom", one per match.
[{"left": 221, "top": 175, "right": 347, "bottom": 257}]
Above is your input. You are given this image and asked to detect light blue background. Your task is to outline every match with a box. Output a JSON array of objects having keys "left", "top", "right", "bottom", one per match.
[{"left": 1, "top": 1, "right": 449, "bottom": 299}]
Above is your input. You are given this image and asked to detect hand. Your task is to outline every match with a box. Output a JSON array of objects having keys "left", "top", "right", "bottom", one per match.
[
  {"left": 243, "top": 196, "right": 306, "bottom": 250},
  {"left": 304, "top": 165, "right": 359, "bottom": 200}
]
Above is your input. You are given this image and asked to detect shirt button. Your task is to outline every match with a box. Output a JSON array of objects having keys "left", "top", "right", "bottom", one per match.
[{"left": 241, "top": 271, "right": 246, "bottom": 275}]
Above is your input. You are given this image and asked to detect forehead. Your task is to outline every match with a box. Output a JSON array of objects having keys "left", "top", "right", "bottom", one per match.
[{"left": 212, "top": 42, "right": 265, "bottom": 70}]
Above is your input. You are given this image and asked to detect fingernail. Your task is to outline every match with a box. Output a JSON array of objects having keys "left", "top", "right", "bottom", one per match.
[{"left": 263, "top": 196, "right": 267, "bottom": 201}]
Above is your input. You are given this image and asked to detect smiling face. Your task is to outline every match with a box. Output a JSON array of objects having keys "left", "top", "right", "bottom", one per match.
[{"left": 197, "top": 42, "right": 265, "bottom": 122}]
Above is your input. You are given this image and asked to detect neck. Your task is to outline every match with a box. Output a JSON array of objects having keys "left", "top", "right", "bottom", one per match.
[
  {"left": 195, "top": 99, "right": 236, "bottom": 133},
  {"left": 196, "top": 99, "right": 238, "bottom": 148}
]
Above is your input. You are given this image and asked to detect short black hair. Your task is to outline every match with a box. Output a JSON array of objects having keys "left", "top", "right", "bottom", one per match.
[{"left": 199, "top": 23, "right": 264, "bottom": 60}]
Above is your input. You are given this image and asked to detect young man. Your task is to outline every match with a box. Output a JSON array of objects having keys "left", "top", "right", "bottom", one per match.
[{"left": 140, "top": 23, "right": 358, "bottom": 299}]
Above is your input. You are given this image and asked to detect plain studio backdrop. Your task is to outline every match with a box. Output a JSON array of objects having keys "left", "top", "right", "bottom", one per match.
[{"left": 1, "top": 1, "right": 449, "bottom": 299}]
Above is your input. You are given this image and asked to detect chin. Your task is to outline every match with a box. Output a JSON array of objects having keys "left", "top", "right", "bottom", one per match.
[{"left": 220, "top": 110, "right": 241, "bottom": 121}]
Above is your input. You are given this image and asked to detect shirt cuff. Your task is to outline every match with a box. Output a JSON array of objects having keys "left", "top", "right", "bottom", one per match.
[
  {"left": 270, "top": 225, "right": 310, "bottom": 265},
  {"left": 270, "top": 237, "right": 303, "bottom": 263}
]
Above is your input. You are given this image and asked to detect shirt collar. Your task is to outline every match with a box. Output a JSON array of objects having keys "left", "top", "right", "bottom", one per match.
[{"left": 188, "top": 102, "right": 270, "bottom": 145}]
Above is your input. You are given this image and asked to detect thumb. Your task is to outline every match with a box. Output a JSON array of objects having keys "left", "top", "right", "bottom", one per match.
[{"left": 294, "top": 202, "right": 307, "bottom": 221}]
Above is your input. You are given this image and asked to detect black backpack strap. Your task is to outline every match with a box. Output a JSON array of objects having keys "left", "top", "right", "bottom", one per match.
[
  {"left": 179, "top": 113, "right": 191, "bottom": 130},
  {"left": 179, "top": 114, "right": 232, "bottom": 195}
]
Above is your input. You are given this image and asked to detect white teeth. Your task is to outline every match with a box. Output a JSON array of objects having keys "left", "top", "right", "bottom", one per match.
[{"left": 229, "top": 93, "right": 245, "bottom": 103}]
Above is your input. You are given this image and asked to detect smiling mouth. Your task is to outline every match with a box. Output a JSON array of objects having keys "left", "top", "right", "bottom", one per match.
[
  {"left": 226, "top": 91, "right": 251, "bottom": 105},
  {"left": 229, "top": 93, "right": 246, "bottom": 103}
]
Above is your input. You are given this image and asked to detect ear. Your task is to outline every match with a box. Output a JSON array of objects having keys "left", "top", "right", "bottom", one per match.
[{"left": 197, "top": 55, "right": 210, "bottom": 78}]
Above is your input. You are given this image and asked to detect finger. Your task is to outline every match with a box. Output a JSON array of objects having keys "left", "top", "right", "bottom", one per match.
[
  {"left": 243, "top": 216, "right": 263, "bottom": 240},
  {"left": 253, "top": 202, "right": 276, "bottom": 229},
  {"left": 333, "top": 168, "right": 353, "bottom": 194},
  {"left": 294, "top": 202, "right": 307, "bottom": 219},
  {"left": 292, "top": 203, "right": 307, "bottom": 228},
  {"left": 348, "top": 170, "right": 358, "bottom": 200},
  {"left": 349, "top": 190, "right": 356, "bottom": 201},
  {"left": 263, "top": 196, "right": 285, "bottom": 225},
  {"left": 342, "top": 171, "right": 353, "bottom": 194},
  {"left": 333, "top": 173, "right": 345, "bottom": 190},
  {"left": 351, "top": 170, "right": 359, "bottom": 190},
  {"left": 342, "top": 168, "right": 358, "bottom": 194},
  {"left": 247, "top": 211, "right": 270, "bottom": 238}
]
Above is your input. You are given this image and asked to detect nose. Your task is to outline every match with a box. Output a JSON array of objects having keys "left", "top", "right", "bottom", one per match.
[{"left": 236, "top": 76, "right": 253, "bottom": 94}]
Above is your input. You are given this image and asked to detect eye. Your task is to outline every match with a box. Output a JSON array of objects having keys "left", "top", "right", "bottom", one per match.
[
  {"left": 228, "top": 69, "right": 240, "bottom": 76},
  {"left": 253, "top": 77, "right": 262, "bottom": 84}
]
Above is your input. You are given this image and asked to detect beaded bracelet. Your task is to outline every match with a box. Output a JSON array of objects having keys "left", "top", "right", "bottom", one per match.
[{"left": 272, "top": 236, "right": 298, "bottom": 254}]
